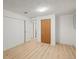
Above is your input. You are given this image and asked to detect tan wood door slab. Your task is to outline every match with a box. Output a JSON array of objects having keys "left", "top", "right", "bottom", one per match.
[{"left": 41, "top": 19, "right": 51, "bottom": 44}]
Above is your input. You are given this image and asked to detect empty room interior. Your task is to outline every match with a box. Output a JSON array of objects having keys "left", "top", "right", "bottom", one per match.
[{"left": 3, "top": 0, "right": 76, "bottom": 59}]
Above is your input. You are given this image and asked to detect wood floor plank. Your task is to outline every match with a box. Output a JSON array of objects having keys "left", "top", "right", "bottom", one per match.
[
  {"left": 24, "top": 44, "right": 48, "bottom": 59},
  {"left": 29, "top": 45, "right": 49, "bottom": 59},
  {"left": 3, "top": 40, "right": 76, "bottom": 59}
]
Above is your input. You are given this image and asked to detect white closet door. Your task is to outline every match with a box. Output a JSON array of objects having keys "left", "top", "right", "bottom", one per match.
[
  {"left": 3, "top": 16, "right": 24, "bottom": 50},
  {"left": 26, "top": 21, "right": 33, "bottom": 41}
]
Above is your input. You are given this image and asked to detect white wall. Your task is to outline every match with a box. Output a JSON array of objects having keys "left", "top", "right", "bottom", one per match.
[
  {"left": 33, "top": 15, "right": 56, "bottom": 46},
  {"left": 3, "top": 10, "right": 27, "bottom": 20},
  {"left": 3, "top": 9, "right": 33, "bottom": 50},
  {"left": 56, "top": 14, "right": 76, "bottom": 47}
]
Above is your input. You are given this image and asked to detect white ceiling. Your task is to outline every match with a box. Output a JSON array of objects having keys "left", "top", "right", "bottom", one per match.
[{"left": 3, "top": 0, "right": 76, "bottom": 17}]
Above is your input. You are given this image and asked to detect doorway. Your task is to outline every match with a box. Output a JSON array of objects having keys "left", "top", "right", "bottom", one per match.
[{"left": 41, "top": 19, "right": 51, "bottom": 44}]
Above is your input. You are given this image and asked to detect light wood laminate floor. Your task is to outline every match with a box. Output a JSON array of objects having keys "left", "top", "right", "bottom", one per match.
[{"left": 4, "top": 40, "right": 76, "bottom": 59}]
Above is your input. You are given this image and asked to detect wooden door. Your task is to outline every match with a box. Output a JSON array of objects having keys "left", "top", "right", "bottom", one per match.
[{"left": 41, "top": 19, "right": 51, "bottom": 44}]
